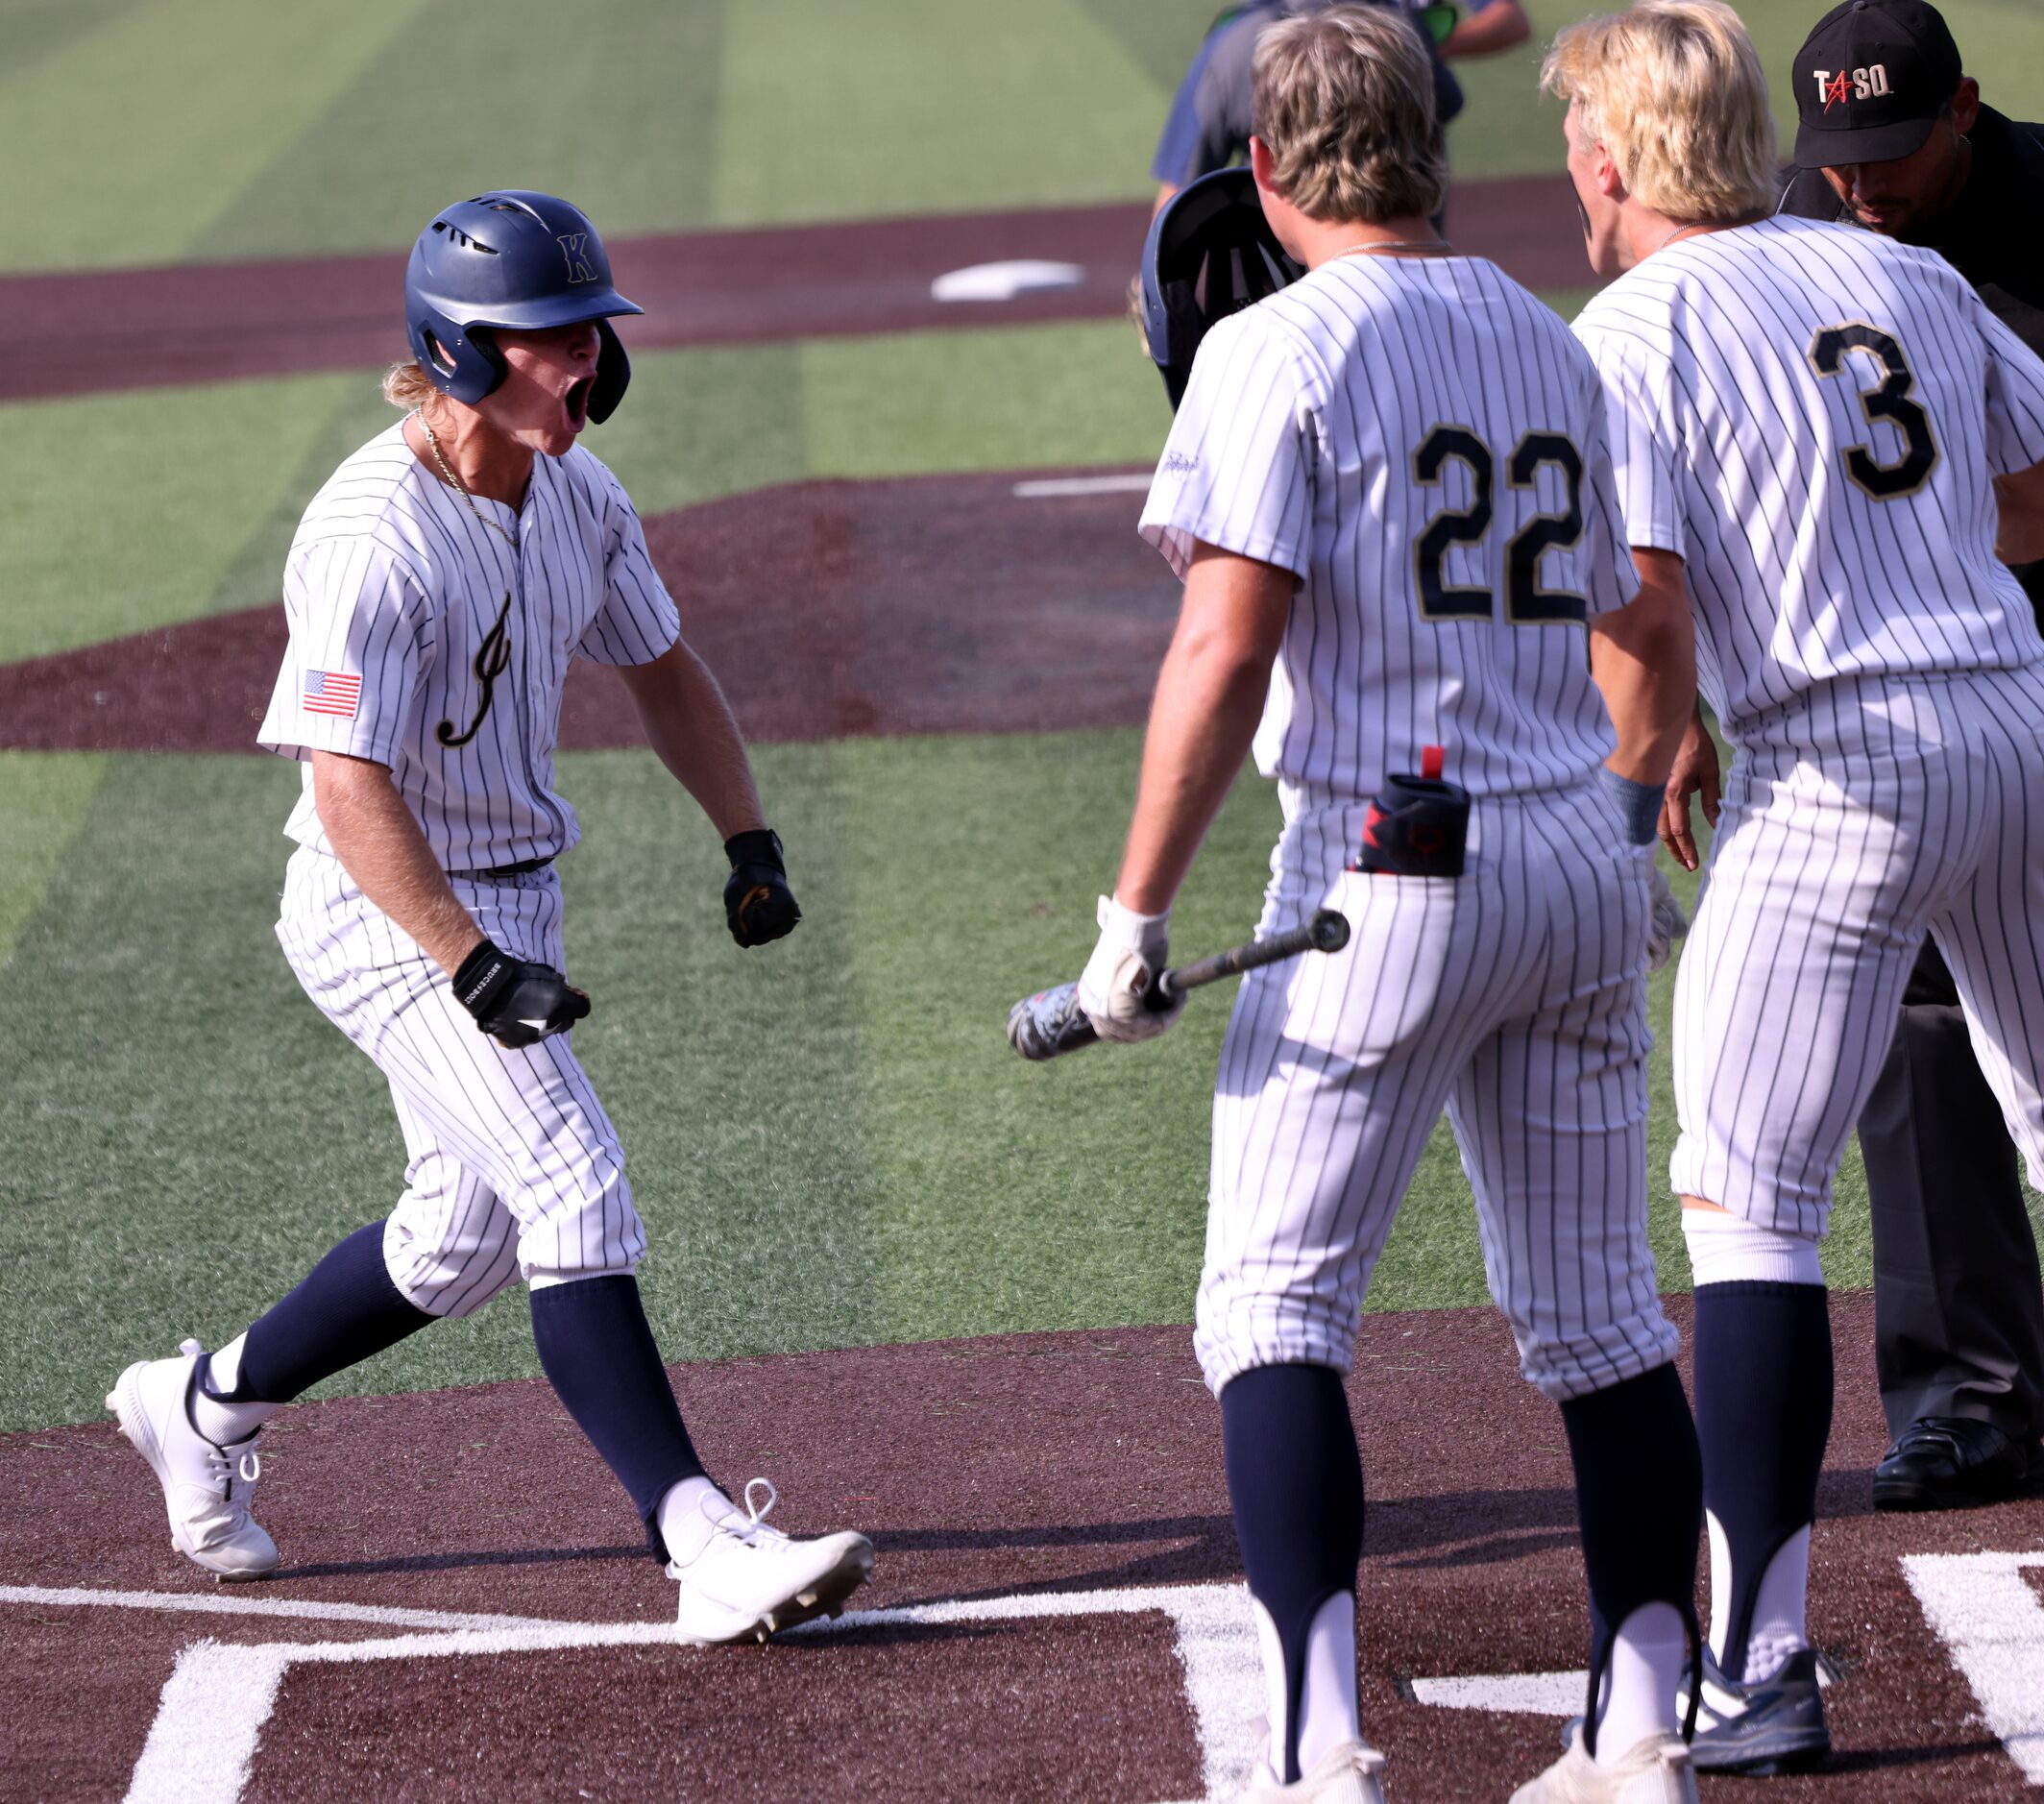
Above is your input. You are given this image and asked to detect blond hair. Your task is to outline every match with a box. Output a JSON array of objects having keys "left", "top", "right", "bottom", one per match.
[
  {"left": 1252, "top": 4, "right": 1447, "bottom": 225},
  {"left": 381, "top": 359, "right": 441, "bottom": 411},
  {"left": 1542, "top": 1, "right": 1777, "bottom": 223}
]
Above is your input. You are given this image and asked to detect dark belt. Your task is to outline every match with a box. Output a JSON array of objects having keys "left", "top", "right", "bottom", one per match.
[{"left": 448, "top": 855, "right": 555, "bottom": 881}]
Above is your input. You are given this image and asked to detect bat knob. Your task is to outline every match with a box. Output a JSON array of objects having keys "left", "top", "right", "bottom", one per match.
[{"left": 1308, "top": 908, "right": 1350, "bottom": 953}]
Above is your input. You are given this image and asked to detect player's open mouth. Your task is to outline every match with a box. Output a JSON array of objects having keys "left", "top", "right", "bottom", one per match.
[{"left": 565, "top": 378, "right": 593, "bottom": 431}]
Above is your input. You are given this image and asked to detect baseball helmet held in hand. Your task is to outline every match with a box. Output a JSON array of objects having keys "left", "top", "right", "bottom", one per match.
[
  {"left": 1139, "top": 167, "right": 1305, "bottom": 410},
  {"left": 404, "top": 190, "right": 644, "bottom": 420}
]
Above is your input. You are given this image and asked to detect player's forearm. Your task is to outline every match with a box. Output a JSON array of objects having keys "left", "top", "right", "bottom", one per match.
[
  {"left": 309, "top": 752, "right": 484, "bottom": 976},
  {"left": 1116, "top": 553, "right": 1289, "bottom": 914},
  {"left": 1590, "top": 550, "right": 1698, "bottom": 788},
  {"left": 1117, "top": 645, "right": 1269, "bottom": 915},
  {"left": 1441, "top": 0, "right": 1530, "bottom": 58},
  {"left": 620, "top": 638, "right": 766, "bottom": 841}
]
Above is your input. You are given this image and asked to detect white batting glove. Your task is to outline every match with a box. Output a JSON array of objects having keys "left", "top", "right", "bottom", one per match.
[
  {"left": 1644, "top": 857, "right": 1690, "bottom": 972},
  {"left": 1077, "top": 894, "right": 1187, "bottom": 1043}
]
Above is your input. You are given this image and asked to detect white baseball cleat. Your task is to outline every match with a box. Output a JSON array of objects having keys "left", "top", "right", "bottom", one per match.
[
  {"left": 1509, "top": 1725, "right": 1697, "bottom": 1804},
  {"left": 1244, "top": 1740, "right": 1390, "bottom": 1803},
  {"left": 669, "top": 1477, "right": 874, "bottom": 1646},
  {"left": 106, "top": 1338, "right": 277, "bottom": 1581}
]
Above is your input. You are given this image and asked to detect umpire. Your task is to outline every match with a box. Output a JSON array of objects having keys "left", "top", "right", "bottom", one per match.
[
  {"left": 1147, "top": 0, "right": 1530, "bottom": 210},
  {"left": 1781, "top": 0, "right": 2044, "bottom": 1510}
]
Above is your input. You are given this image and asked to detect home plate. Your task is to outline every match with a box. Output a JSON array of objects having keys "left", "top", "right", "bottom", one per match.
[{"left": 932, "top": 259, "right": 1087, "bottom": 303}]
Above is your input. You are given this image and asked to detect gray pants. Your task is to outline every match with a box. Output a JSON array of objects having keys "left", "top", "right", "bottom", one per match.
[{"left": 1861, "top": 936, "right": 2044, "bottom": 1441}]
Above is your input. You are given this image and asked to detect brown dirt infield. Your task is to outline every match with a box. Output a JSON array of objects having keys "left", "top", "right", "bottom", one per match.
[
  {"left": 0, "top": 471, "right": 1180, "bottom": 753},
  {"left": 6, "top": 1292, "right": 2042, "bottom": 1801},
  {"left": 0, "top": 178, "right": 1590, "bottom": 404}
]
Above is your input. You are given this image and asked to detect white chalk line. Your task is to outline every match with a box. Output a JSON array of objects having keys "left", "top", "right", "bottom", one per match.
[
  {"left": 1903, "top": 1550, "right": 2044, "bottom": 1785},
  {"left": 0, "top": 1582, "right": 542, "bottom": 1634},
  {"left": 0, "top": 1579, "right": 1261, "bottom": 1804},
  {"left": 25, "top": 1551, "right": 2044, "bottom": 1800},
  {"left": 1010, "top": 472, "right": 1153, "bottom": 498}
]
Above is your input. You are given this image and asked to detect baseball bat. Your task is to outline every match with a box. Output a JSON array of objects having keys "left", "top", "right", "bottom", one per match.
[{"left": 1005, "top": 908, "right": 1351, "bottom": 1062}]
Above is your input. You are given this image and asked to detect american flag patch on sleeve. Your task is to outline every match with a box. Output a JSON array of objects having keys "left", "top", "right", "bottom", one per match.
[{"left": 303, "top": 669, "right": 363, "bottom": 719}]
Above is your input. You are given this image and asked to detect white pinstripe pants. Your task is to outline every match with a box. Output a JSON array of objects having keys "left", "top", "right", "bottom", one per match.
[
  {"left": 1196, "top": 782, "right": 1680, "bottom": 1403},
  {"left": 1672, "top": 666, "right": 2044, "bottom": 1236},
  {"left": 277, "top": 846, "right": 645, "bottom": 1314}
]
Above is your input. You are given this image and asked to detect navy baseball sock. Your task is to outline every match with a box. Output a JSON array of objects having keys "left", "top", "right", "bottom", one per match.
[
  {"left": 528, "top": 1274, "right": 707, "bottom": 1560},
  {"left": 1221, "top": 1362, "right": 1365, "bottom": 1784},
  {"left": 1691, "top": 1280, "right": 1833, "bottom": 1681},
  {"left": 1557, "top": 1361, "right": 1703, "bottom": 1758},
  {"left": 197, "top": 1221, "right": 434, "bottom": 1440}
]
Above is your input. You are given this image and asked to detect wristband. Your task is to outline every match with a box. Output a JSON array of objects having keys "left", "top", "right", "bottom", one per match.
[
  {"left": 1599, "top": 767, "right": 1663, "bottom": 847},
  {"left": 724, "top": 827, "right": 785, "bottom": 872},
  {"left": 451, "top": 939, "right": 512, "bottom": 1012}
]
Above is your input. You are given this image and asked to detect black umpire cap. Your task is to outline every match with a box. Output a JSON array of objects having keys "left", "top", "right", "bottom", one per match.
[{"left": 1792, "top": 0, "right": 1963, "bottom": 167}]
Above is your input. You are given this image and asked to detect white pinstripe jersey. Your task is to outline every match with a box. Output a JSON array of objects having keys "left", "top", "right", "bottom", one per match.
[
  {"left": 1139, "top": 255, "right": 1639, "bottom": 806},
  {"left": 259, "top": 422, "right": 680, "bottom": 869},
  {"left": 1574, "top": 215, "right": 2044, "bottom": 736}
]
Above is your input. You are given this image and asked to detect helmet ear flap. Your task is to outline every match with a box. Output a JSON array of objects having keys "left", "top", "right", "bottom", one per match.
[
  {"left": 407, "top": 305, "right": 503, "bottom": 404},
  {"left": 586, "top": 318, "right": 631, "bottom": 423}
]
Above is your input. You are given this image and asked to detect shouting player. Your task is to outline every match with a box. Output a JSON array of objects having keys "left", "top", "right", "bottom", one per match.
[
  {"left": 105, "top": 191, "right": 873, "bottom": 1641},
  {"left": 1091, "top": 10, "right": 1703, "bottom": 1799},
  {"left": 1552, "top": 0, "right": 2044, "bottom": 1771}
]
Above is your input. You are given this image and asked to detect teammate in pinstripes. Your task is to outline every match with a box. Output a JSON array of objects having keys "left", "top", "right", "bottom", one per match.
[
  {"left": 1551, "top": 0, "right": 2044, "bottom": 1772},
  {"left": 1083, "top": 11, "right": 1705, "bottom": 1799},
  {"left": 104, "top": 191, "right": 873, "bottom": 1643}
]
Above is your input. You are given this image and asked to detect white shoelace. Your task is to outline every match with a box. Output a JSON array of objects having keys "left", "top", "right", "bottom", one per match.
[{"left": 725, "top": 1476, "right": 787, "bottom": 1546}]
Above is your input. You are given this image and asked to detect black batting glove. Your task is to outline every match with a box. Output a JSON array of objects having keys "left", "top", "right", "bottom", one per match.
[
  {"left": 723, "top": 827, "right": 801, "bottom": 946},
  {"left": 452, "top": 939, "right": 591, "bottom": 1048}
]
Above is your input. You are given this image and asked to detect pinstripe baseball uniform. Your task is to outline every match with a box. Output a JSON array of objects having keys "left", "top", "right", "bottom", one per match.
[
  {"left": 1142, "top": 252, "right": 1679, "bottom": 1402},
  {"left": 1575, "top": 215, "right": 2044, "bottom": 1234},
  {"left": 258, "top": 421, "right": 679, "bottom": 1308}
]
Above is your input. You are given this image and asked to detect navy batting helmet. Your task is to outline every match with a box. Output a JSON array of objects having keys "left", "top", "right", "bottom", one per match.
[
  {"left": 1138, "top": 168, "right": 1303, "bottom": 411},
  {"left": 404, "top": 191, "right": 644, "bottom": 422}
]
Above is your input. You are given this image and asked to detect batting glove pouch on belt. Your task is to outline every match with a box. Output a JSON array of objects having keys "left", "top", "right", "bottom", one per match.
[
  {"left": 453, "top": 939, "right": 592, "bottom": 1049},
  {"left": 1077, "top": 894, "right": 1186, "bottom": 1043},
  {"left": 724, "top": 828, "right": 801, "bottom": 947}
]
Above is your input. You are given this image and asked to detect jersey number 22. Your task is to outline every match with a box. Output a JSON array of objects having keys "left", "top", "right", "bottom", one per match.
[{"left": 1412, "top": 427, "right": 1587, "bottom": 624}]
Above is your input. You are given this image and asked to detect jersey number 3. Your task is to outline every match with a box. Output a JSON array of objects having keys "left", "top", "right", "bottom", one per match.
[
  {"left": 1412, "top": 427, "right": 1587, "bottom": 623},
  {"left": 1809, "top": 324, "right": 1940, "bottom": 500}
]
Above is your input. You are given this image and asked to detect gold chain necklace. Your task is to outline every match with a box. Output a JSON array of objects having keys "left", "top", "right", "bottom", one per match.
[
  {"left": 414, "top": 409, "right": 518, "bottom": 550},
  {"left": 1332, "top": 238, "right": 1454, "bottom": 259}
]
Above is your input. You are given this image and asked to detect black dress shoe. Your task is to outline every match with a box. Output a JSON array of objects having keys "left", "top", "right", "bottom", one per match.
[{"left": 1872, "top": 1416, "right": 2044, "bottom": 1511}]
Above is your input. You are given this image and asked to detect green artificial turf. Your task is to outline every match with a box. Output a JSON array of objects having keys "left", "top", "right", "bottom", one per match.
[
  {"left": 186, "top": 0, "right": 729, "bottom": 263},
  {"left": 0, "top": 0, "right": 425, "bottom": 274},
  {"left": 0, "top": 376, "right": 358, "bottom": 663},
  {"left": 0, "top": 727, "right": 1975, "bottom": 1432},
  {"left": 0, "top": 752, "right": 106, "bottom": 972},
  {"left": 0, "top": 0, "right": 133, "bottom": 84},
  {"left": 0, "top": 321, "right": 1170, "bottom": 660},
  {"left": 801, "top": 324, "right": 1171, "bottom": 480},
  {"left": 10, "top": 0, "right": 2044, "bottom": 273},
  {"left": 712, "top": 0, "right": 1162, "bottom": 227}
]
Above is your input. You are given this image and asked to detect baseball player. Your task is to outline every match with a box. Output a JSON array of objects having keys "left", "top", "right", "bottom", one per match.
[
  {"left": 1770, "top": 0, "right": 2044, "bottom": 1514},
  {"left": 1552, "top": 0, "right": 2044, "bottom": 1771},
  {"left": 1096, "top": 10, "right": 1704, "bottom": 1799},
  {"left": 104, "top": 191, "right": 873, "bottom": 1643},
  {"left": 1147, "top": 0, "right": 1531, "bottom": 213}
]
